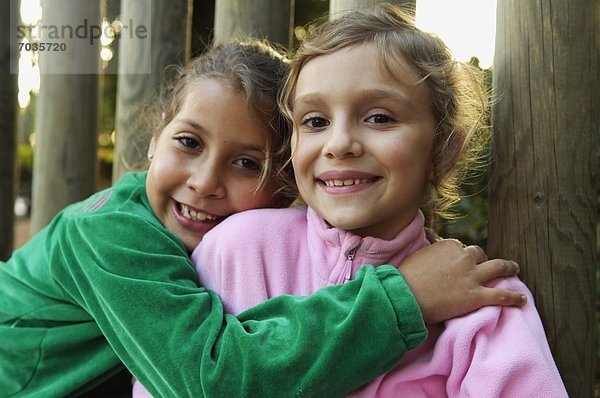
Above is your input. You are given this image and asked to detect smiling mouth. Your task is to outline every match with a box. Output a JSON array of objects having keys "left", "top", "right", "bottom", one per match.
[
  {"left": 320, "top": 178, "right": 377, "bottom": 187},
  {"left": 178, "top": 202, "right": 220, "bottom": 222}
]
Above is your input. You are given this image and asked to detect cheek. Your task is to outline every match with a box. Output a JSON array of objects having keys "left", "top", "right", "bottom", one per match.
[
  {"left": 291, "top": 156, "right": 311, "bottom": 194},
  {"left": 290, "top": 137, "right": 313, "bottom": 174},
  {"left": 149, "top": 151, "right": 183, "bottom": 183},
  {"left": 378, "top": 145, "right": 431, "bottom": 187},
  {"left": 252, "top": 192, "right": 278, "bottom": 209},
  {"left": 290, "top": 155, "right": 302, "bottom": 174},
  {"left": 145, "top": 170, "right": 165, "bottom": 219},
  {"left": 290, "top": 132, "right": 310, "bottom": 168},
  {"left": 146, "top": 164, "right": 163, "bottom": 198},
  {"left": 389, "top": 135, "right": 434, "bottom": 168},
  {"left": 290, "top": 131, "right": 299, "bottom": 153}
]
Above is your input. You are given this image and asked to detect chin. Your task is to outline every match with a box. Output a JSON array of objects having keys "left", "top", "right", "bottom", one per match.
[{"left": 327, "top": 219, "right": 365, "bottom": 233}]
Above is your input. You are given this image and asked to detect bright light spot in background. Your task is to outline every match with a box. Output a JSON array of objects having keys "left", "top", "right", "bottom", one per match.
[
  {"left": 416, "top": 0, "right": 497, "bottom": 69},
  {"left": 18, "top": 1, "right": 118, "bottom": 107},
  {"left": 100, "top": 18, "right": 115, "bottom": 67},
  {"left": 20, "top": 0, "right": 42, "bottom": 25},
  {"left": 101, "top": 19, "right": 115, "bottom": 47},
  {"left": 18, "top": 47, "right": 40, "bottom": 108},
  {"left": 18, "top": 0, "right": 42, "bottom": 109}
]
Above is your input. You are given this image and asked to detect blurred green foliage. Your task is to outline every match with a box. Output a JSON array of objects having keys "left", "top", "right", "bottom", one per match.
[
  {"left": 17, "top": 144, "right": 34, "bottom": 174},
  {"left": 295, "top": 0, "right": 329, "bottom": 26},
  {"left": 97, "top": 73, "right": 117, "bottom": 189},
  {"left": 435, "top": 59, "right": 493, "bottom": 249},
  {"left": 294, "top": 0, "right": 329, "bottom": 47}
]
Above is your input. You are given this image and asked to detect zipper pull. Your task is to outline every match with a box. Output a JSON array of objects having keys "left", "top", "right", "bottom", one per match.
[
  {"left": 343, "top": 248, "right": 357, "bottom": 281},
  {"left": 346, "top": 248, "right": 356, "bottom": 261}
]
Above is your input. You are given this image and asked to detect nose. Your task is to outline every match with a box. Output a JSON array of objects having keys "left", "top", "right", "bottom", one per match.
[
  {"left": 322, "top": 121, "right": 363, "bottom": 159},
  {"left": 187, "top": 157, "right": 226, "bottom": 199}
]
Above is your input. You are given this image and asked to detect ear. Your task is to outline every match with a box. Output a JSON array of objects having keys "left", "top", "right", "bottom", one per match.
[{"left": 147, "top": 136, "right": 157, "bottom": 161}]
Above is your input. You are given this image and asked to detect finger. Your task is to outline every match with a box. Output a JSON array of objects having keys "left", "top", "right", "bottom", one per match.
[
  {"left": 478, "top": 286, "right": 527, "bottom": 307},
  {"left": 464, "top": 245, "right": 487, "bottom": 263},
  {"left": 448, "top": 238, "right": 465, "bottom": 247},
  {"left": 437, "top": 238, "right": 463, "bottom": 246},
  {"left": 476, "top": 259, "right": 520, "bottom": 282}
]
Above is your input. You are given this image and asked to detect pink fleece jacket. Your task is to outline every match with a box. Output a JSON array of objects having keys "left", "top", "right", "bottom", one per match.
[{"left": 193, "top": 207, "right": 567, "bottom": 397}]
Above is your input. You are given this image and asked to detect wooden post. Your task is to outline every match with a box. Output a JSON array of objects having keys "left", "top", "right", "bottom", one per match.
[
  {"left": 0, "top": 0, "right": 18, "bottom": 259},
  {"left": 489, "top": 1, "right": 598, "bottom": 396},
  {"left": 214, "top": 0, "right": 294, "bottom": 47},
  {"left": 112, "top": 0, "right": 192, "bottom": 183},
  {"left": 30, "top": 0, "right": 100, "bottom": 234},
  {"left": 191, "top": 0, "right": 215, "bottom": 56},
  {"left": 330, "top": 0, "right": 416, "bottom": 14}
]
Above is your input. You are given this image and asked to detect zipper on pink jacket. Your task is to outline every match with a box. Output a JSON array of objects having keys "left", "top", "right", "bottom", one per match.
[{"left": 336, "top": 246, "right": 358, "bottom": 285}]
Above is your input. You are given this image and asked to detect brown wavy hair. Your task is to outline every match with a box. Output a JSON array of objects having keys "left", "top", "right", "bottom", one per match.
[{"left": 143, "top": 38, "right": 297, "bottom": 206}]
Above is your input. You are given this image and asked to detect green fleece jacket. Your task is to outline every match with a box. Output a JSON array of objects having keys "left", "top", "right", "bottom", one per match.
[{"left": 0, "top": 172, "right": 426, "bottom": 397}]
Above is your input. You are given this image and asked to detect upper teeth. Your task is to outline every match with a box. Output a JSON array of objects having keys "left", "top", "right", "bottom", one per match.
[
  {"left": 180, "top": 203, "right": 218, "bottom": 221},
  {"left": 324, "top": 179, "right": 369, "bottom": 187}
]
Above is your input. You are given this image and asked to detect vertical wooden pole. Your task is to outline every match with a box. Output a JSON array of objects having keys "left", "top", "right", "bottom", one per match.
[
  {"left": 112, "top": 0, "right": 192, "bottom": 183},
  {"left": 0, "top": 0, "right": 19, "bottom": 259},
  {"left": 191, "top": 0, "right": 215, "bottom": 56},
  {"left": 330, "top": 0, "right": 415, "bottom": 14},
  {"left": 30, "top": 0, "right": 100, "bottom": 234},
  {"left": 214, "top": 0, "right": 294, "bottom": 47},
  {"left": 489, "top": 1, "right": 598, "bottom": 396}
]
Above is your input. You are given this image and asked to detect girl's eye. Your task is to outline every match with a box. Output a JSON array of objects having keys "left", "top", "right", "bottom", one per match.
[
  {"left": 301, "top": 116, "right": 329, "bottom": 129},
  {"left": 365, "top": 113, "right": 394, "bottom": 124},
  {"left": 235, "top": 157, "right": 262, "bottom": 172},
  {"left": 175, "top": 135, "right": 200, "bottom": 149}
]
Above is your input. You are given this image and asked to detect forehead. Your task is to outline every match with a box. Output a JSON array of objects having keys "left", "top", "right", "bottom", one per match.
[
  {"left": 308, "top": 43, "right": 421, "bottom": 79},
  {"left": 294, "top": 43, "right": 430, "bottom": 108},
  {"left": 172, "top": 78, "right": 269, "bottom": 146},
  {"left": 180, "top": 78, "right": 235, "bottom": 108}
]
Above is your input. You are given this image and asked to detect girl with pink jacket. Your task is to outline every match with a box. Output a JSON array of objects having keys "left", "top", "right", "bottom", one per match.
[{"left": 193, "top": 5, "right": 567, "bottom": 397}]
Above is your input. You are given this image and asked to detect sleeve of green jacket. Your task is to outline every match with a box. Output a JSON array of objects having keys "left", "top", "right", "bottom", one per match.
[{"left": 47, "top": 211, "right": 426, "bottom": 397}]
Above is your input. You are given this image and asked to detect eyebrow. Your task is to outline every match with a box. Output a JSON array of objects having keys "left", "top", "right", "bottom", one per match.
[
  {"left": 293, "top": 88, "right": 418, "bottom": 112},
  {"left": 175, "top": 118, "right": 203, "bottom": 131},
  {"left": 174, "top": 118, "right": 267, "bottom": 154},
  {"left": 360, "top": 89, "right": 418, "bottom": 109}
]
